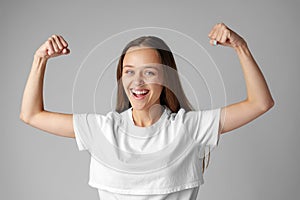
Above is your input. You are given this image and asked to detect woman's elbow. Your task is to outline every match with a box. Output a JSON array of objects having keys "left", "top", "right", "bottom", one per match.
[
  {"left": 260, "top": 99, "right": 275, "bottom": 112},
  {"left": 19, "top": 112, "right": 33, "bottom": 124},
  {"left": 20, "top": 113, "right": 28, "bottom": 124}
]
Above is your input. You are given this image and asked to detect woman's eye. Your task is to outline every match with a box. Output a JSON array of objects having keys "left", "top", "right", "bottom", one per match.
[
  {"left": 125, "top": 70, "right": 134, "bottom": 75},
  {"left": 145, "top": 71, "right": 155, "bottom": 76}
]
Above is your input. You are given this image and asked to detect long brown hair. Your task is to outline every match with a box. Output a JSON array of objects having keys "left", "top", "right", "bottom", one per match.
[{"left": 115, "top": 36, "right": 211, "bottom": 173}]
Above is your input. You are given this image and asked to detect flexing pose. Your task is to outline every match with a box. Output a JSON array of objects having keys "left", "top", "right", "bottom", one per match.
[{"left": 20, "top": 23, "right": 274, "bottom": 199}]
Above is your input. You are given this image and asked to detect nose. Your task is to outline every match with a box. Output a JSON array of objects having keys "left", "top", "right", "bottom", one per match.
[{"left": 133, "top": 72, "right": 145, "bottom": 86}]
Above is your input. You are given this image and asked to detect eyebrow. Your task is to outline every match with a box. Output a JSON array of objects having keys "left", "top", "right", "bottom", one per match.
[{"left": 123, "top": 65, "right": 160, "bottom": 70}]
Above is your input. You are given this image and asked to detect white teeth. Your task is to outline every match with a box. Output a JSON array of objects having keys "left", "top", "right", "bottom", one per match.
[{"left": 131, "top": 89, "right": 149, "bottom": 95}]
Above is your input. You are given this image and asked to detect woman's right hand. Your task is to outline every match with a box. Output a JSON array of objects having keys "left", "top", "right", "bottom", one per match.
[{"left": 34, "top": 34, "right": 70, "bottom": 59}]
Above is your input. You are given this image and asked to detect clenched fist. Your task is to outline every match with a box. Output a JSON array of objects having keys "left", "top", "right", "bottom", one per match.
[
  {"left": 208, "top": 23, "right": 246, "bottom": 48},
  {"left": 35, "top": 35, "right": 70, "bottom": 59}
]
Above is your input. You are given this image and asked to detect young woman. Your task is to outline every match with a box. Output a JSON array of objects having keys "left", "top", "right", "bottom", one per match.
[{"left": 20, "top": 23, "right": 274, "bottom": 199}]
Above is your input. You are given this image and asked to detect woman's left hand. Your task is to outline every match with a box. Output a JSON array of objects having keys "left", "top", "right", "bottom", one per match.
[{"left": 208, "top": 23, "right": 246, "bottom": 49}]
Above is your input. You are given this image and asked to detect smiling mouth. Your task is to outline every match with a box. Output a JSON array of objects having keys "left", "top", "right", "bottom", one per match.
[{"left": 130, "top": 89, "right": 149, "bottom": 100}]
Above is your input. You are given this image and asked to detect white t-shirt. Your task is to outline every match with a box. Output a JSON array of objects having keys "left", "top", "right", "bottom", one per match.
[{"left": 73, "top": 105, "right": 221, "bottom": 200}]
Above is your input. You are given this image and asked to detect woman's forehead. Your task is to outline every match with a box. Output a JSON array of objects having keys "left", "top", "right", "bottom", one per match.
[
  {"left": 123, "top": 47, "right": 161, "bottom": 67},
  {"left": 123, "top": 64, "right": 162, "bottom": 71}
]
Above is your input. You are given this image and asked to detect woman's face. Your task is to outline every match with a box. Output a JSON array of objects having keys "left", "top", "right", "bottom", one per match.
[{"left": 122, "top": 47, "right": 164, "bottom": 111}]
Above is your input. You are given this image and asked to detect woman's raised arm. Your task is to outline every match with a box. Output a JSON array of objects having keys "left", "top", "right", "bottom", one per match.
[
  {"left": 208, "top": 23, "right": 275, "bottom": 134},
  {"left": 19, "top": 35, "right": 75, "bottom": 138}
]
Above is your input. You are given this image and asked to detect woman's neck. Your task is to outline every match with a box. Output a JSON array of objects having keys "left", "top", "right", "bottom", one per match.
[{"left": 132, "top": 104, "right": 164, "bottom": 127}]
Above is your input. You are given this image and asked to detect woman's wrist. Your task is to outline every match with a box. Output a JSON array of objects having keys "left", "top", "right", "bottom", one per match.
[
  {"left": 34, "top": 52, "right": 49, "bottom": 61},
  {"left": 233, "top": 41, "right": 250, "bottom": 56},
  {"left": 32, "top": 53, "right": 48, "bottom": 71}
]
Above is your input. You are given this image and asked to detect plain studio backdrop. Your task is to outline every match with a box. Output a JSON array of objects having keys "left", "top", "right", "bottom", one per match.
[{"left": 1, "top": 0, "right": 299, "bottom": 199}]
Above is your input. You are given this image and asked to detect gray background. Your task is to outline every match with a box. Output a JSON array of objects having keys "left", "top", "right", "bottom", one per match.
[{"left": 1, "top": 0, "right": 299, "bottom": 199}]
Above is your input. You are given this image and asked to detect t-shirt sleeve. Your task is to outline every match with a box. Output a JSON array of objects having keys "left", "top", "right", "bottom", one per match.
[
  {"left": 73, "top": 113, "right": 100, "bottom": 151},
  {"left": 183, "top": 107, "right": 222, "bottom": 158}
]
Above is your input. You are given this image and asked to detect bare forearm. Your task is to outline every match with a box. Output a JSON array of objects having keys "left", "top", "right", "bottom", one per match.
[
  {"left": 234, "top": 43, "right": 274, "bottom": 109},
  {"left": 20, "top": 55, "right": 48, "bottom": 121},
  {"left": 19, "top": 35, "right": 75, "bottom": 138}
]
